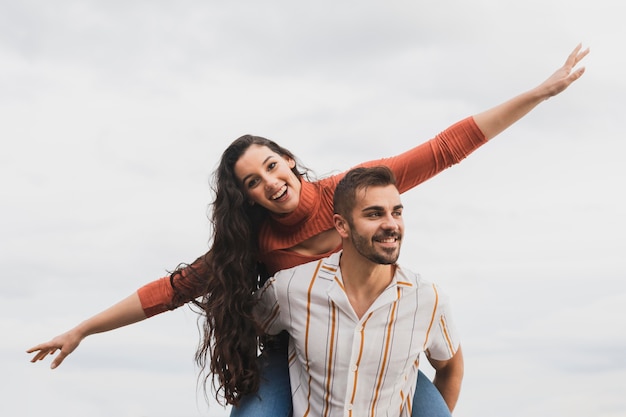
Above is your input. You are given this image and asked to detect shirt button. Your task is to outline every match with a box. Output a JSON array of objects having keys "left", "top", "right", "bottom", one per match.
[
  {"left": 350, "top": 364, "right": 358, "bottom": 372},
  {"left": 346, "top": 404, "right": 353, "bottom": 411}
]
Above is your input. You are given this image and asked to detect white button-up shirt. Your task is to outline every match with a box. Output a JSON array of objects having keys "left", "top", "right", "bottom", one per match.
[{"left": 255, "top": 251, "right": 459, "bottom": 417}]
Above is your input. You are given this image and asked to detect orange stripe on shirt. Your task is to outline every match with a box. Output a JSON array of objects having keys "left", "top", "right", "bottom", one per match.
[
  {"left": 333, "top": 276, "right": 345, "bottom": 292},
  {"left": 371, "top": 292, "right": 400, "bottom": 414},
  {"left": 422, "top": 284, "right": 440, "bottom": 350},
  {"left": 323, "top": 302, "right": 338, "bottom": 417},
  {"left": 406, "top": 390, "right": 412, "bottom": 416},
  {"left": 303, "top": 260, "right": 323, "bottom": 417},
  {"left": 440, "top": 315, "right": 456, "bottom": 356}
]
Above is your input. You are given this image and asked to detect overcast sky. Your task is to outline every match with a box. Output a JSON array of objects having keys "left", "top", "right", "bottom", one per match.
[{"left": 2, "top": 1, "right": 625, "bottom": 416}]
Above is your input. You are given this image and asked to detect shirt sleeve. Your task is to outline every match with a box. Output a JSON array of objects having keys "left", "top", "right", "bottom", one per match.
[
  {"left": 426, "top": 285, "right": 461, "bottom": 361},
  {"left": 137, "top": 252, "right": 211, "bottom": 317},
  {"left": 356, "top": 116, "right": 487, "bottom": 193},
  {"left": 254, "top": 277, "right": 285, "bottom": 335},
  {"left": 137, "top": 276, "right": 176, "bottom": 318}
]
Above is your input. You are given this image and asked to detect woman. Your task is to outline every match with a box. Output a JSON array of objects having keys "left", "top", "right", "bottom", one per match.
[{"left": 28, "top": 45, "right": 588, "bottom": 417}]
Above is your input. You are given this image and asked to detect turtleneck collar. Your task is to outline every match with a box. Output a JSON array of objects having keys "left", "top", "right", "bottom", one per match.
[{"left": 269, "top": 179, "right": 320, "bottom": 228}]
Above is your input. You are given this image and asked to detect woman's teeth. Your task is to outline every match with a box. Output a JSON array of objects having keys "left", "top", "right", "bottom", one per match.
[{"left": 271, "top": 185, "right": 288, "bottom": 200}]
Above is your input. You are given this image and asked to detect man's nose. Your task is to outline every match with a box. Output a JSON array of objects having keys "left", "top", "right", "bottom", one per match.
[{"left": 381, "top": 213, "right": 400, "bottom": 230}]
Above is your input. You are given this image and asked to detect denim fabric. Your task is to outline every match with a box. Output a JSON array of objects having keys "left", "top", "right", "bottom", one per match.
[
  {"left": 411, "top": 370, "right": 452, "bottom": 417},
  {"left": 229, "top": 347, "right": 292, "bottom": 417}
]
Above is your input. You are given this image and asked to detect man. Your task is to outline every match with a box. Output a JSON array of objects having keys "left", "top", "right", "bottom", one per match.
[{"left": 254, "top": 166, "right": 464, "bottom": 417}]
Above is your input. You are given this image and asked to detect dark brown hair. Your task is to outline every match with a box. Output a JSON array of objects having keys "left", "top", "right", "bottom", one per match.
[
  {"left": 170, "top": 134, "right": 307, "bottom": 406},
  {"left": 333, "top": 165, "right": 397, "bottom": 221}
]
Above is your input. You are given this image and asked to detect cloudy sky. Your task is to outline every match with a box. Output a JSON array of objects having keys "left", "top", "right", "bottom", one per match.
[{"left": 2, "top": 1, "right": 625, "bottom": 416}]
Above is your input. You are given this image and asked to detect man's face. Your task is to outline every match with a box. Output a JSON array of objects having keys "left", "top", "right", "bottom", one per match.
[{"left": 346, "top": 184, "right": 404, "bottom": 265}]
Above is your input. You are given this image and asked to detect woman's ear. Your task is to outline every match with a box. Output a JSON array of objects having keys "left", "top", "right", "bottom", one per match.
[
  {"left": 286, "top": 157, "right": 296, "bottom": 169},
  {"left": 333, "top": 214, "right": 349, "bottom": 238}
]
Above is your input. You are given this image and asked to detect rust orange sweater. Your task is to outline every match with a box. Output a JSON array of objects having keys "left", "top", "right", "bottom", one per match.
[{"left": 138, "top": 117, "right": 486, "bottom": 317}]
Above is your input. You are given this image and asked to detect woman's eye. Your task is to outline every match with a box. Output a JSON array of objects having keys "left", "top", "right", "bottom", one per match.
[
  {"left": 247, "top": 178, "right": 259, "bottom": 188},
  {"left": 268, "top": 162, "right": 277, "bottom": 170}
]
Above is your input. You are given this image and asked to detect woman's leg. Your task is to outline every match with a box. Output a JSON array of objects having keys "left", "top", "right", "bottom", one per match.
[
  {"left": 229, "top": 347, "right": 292, "bottom": 417},
  {"left": 411, "top": 370, "right": 452, "bottom": 417}
]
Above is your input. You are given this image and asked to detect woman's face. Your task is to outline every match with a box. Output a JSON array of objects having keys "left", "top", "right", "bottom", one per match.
[{"left": 234, "top": 144, "right": 302, "bottom": 215}]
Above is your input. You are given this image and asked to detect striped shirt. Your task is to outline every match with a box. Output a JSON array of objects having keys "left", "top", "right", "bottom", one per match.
[{"left": 255, "top": 251, "right": 459, "bottom": 417}]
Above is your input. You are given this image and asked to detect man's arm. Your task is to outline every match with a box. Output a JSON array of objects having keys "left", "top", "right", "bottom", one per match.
[{"left": 428, "top": 345, "right": 464, "bottom": 412}]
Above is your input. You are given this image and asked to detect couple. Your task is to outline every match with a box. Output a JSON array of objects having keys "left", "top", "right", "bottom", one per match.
[{"left": 27, "top": 45, "right": 588, "bottom": 416}]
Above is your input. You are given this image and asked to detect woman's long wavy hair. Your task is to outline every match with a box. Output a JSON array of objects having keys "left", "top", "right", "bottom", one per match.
[{"left": 170, "top": 134, "right": 308, "bottom": 407}]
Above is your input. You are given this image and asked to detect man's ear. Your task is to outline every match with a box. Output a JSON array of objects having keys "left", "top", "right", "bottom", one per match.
[{"left": 333, "top": 214, "right": 350, "bottom": 238}]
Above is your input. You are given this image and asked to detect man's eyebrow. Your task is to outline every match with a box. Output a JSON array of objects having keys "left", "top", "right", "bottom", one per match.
[
  {"left": 361, "top": 205, "right": 384, "bottom": 212},
  {"left": 361, "top": 204, "right": 404, "bottom": 212}
]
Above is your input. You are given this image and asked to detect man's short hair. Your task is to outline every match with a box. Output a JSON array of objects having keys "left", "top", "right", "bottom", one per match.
[{"left": 333, "top": 166, "right": 397, "bottom": 219}]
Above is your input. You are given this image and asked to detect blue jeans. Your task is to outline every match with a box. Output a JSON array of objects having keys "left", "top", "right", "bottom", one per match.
[{"left": 230, "top": 346, "right": 451, "bottom": 417}]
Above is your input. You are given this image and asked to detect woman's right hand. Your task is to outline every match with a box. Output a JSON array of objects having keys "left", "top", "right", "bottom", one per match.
[
  {"left": 26, "top": 292, "right": 148, "bottom": 369},
  {"left": 473, "top": 44, "right": 589, "bottom": 141},
  {"left": 27, "top": 329, "right": 84, "bottom": 369},
  {"left": 533, "top": 43, "right": 589, "bottom": 99}
]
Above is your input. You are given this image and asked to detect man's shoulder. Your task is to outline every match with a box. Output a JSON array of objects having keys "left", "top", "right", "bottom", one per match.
[
  {"left": 274, "top": 252, "right": 341, "bottom": 278},
  {"left": 395, "top": 265, "right": 440, "bottom": 292},
  {"left": 268, "top": 253, "right": 340, "bottom": 304}
]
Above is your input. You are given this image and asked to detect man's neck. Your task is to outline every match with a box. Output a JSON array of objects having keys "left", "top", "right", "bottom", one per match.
[{"left": 338, "top": 250, "right": 395, "bottom": 319}]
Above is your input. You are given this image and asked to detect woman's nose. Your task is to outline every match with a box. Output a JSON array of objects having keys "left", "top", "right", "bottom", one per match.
[{"left": 263, "top": 175, "right": 279, "bottom": 190}]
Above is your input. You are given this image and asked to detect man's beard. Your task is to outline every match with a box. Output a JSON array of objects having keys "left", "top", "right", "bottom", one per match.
[{"left": 350, "top": 229, "right": 401, "bottom": 265}]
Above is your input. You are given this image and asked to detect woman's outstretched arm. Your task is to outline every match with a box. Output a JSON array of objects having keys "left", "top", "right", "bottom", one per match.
[
  {"left": 474, "top": 44, "right": 589, "bottom": 140},
  {"left": 26, "top": 292, "right": 147, "bottom": 369},
  {"left": 365, "top": 45, "right": 589, "bottom": 194}
]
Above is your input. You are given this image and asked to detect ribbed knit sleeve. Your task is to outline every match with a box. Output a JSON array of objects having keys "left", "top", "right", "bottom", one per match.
[
  {"left": 356, "top": 116, "right": 486, "bottom": 192},
  {"left": 137, "top": 277, "right": 175, "bottom": 317},
  {"left": 137, "top": 254, "right": 211, "bottom": 317}
]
